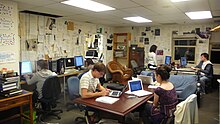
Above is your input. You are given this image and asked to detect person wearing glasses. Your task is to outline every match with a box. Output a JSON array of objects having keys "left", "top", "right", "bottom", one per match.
[{"left": 80, "top": 62, "right": 109, "bottom": 98}]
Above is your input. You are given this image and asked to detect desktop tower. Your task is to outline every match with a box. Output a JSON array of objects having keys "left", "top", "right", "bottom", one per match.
[{"left": 48, "top": 58, "right": 65, "bottom": 74}]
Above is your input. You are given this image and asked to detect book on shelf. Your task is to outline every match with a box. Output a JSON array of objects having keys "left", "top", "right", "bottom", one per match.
[
  {"left": 0, "top": 89, "right": 23, "bottom": 97},
  {"left": 0, "top": 85, "right": 17, "bottom": 92},
  {"left": 0, "top": 82, "right": 17, "bottom": 88}
]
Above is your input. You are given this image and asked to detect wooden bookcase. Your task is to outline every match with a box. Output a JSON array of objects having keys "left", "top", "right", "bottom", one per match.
[{"left": 113, "top": 33, "right": 131, "bottom": 66}]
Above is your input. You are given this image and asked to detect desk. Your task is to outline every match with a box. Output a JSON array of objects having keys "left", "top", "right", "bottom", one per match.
[
  {"left": 57, "top": 70, "right": 85, "bottom": 104},
  {"left": 172, "top": 68, "right": 196, "bottom": 75},
  {"left": 74, "top": 85, "right": 153, "bottom": 122},
  {"left": 0, "top": 90, "right": 33, "bottom": 124}
]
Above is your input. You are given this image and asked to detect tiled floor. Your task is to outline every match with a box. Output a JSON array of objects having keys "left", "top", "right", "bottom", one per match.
[{"left": 40, "top": 88, "right": 219, "bottom": 124}]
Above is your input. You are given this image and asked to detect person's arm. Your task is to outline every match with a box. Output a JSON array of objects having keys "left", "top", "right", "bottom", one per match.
[
  {"left": 81, "top": 88, "right": 108, "bottom": 98},
  {"left": 24, "top": 73, "right": 38, "bottom": 85},
  {"left": 153, "top": 93, "right": 159, "bottom": 107}
]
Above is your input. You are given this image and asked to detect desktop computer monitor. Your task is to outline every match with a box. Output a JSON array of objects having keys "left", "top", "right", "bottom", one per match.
[
  {"left": 165, "top": 56, "right": 171, "bottom": 65},
  {"left": 85, "top": 50, "right": 98, "bottom": 58},
  {"left": 19, "top": 61, "right": 33, "bottom": 75},
  {"left": 180, "top": 57, "right": 187, "bottom": 67},
  {"left": 65, "top": 57, "right": 74, "bottom": 69},
  {"left": 74, "top": 56, "right": 84, "bottom": 69}
]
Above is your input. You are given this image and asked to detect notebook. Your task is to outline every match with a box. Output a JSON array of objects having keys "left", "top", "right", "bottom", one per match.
[
  {"left": 125, "top": 79, "right": 152, "bottom": 97},
  {"left": 137, "top": 75, "right": 153, "bottom": 84}
]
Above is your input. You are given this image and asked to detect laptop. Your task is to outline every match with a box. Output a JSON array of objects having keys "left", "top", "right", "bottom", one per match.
[
  {"left": 125, "top": 79, "right": 152, "bottom": 97},
  {"left": 137, "top": 75, "right": 153, "bottom": 85},
  {"left": 109, "top": 85, "right": 127, "bottom": 97}
]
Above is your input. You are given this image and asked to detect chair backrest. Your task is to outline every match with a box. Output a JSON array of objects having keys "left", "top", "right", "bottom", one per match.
[
  {"left": 42, "top": 76, "right": 61, "bottom": 99},
  {"left": 107, "top": 61, "right": 123, "bottom": 71},
  {"left": 130, "top": 60, "right": 138, "bottom": 69},
  {"left": 67, "top": 76, "right": 80, "bottom": 100}
]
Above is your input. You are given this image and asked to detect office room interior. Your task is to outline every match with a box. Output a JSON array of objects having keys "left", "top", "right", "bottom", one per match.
[{"left": 0, "top": 0, "right": 219, "bottom": 124}]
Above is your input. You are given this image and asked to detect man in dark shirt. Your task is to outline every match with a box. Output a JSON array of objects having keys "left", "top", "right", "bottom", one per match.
[{"left": 191, "top": 53, "right": 213, "bottom": 93}]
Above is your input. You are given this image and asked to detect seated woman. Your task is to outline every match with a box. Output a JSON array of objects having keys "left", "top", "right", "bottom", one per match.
[{"left": 141, "top": 65, "right": 178, "bottom": 124}]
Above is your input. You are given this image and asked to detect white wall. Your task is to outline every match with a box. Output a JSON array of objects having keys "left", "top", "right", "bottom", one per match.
[
  {"left": 0, "top": 0, "right": 19, "bottom": 72},
  {"left": 114, "top": 23, "right": 218, "bottom": 65}
]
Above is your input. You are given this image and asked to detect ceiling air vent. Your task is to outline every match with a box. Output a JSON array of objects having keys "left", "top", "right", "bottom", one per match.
[{"left": 20, "top": 10, "right": 63, "bottom": 18}]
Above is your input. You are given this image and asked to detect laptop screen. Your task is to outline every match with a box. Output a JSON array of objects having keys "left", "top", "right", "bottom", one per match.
[{"left": 129, "top": 80, "right": 142, "bottom": 92}]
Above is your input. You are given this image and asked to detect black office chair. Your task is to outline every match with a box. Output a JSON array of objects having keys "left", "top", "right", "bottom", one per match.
[
  {"left": 130, "top": 60, "right": 146, "bottom": 77},
  {"left": 37, "top": 76, "right": 63, "bottom": 121}
]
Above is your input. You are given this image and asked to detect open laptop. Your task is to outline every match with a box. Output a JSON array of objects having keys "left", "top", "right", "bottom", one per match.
[
  {"left": 109, "top": 85, "right": 127, "bottom": 97},
  {"left": 125, "top": 79, "right": 152, "bottom": 97},
  {"left": 137, "top": 75, "right": 153, "bottom": 85}
]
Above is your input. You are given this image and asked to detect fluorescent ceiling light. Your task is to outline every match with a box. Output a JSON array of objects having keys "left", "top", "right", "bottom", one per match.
[
  {"left": 61, "top": 0, "right": 115, "bottom": 12},
  {"left": 185, "top": 11, "right": 212, "bottom": 20},
  {"left": 171, "top": 0, "right": 191, "bottom": 2},
  {"left": 123, "top": 16, "right": 152, "bottom": 23}
]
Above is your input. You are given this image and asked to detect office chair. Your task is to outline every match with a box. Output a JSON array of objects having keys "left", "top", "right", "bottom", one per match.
[
  {"left": 130, "top": 60, "right": 146, "bottom": 77},
  {"left": 38, "top": 76, "right": 63, "bottom": 121},
  {"left": 67, "top": 76, "right": 89, "bottom": 124}
]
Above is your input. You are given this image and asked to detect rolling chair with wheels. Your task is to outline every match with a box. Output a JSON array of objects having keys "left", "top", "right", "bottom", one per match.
[
  {"left": 130, "top": 59, "right": 146, "bottom": 77},
  {"left": 38, "top": 76, "right": 63, "bottom": 121},
  {"left": 67, "top": 76, "right": 89, "bottom": 124}
]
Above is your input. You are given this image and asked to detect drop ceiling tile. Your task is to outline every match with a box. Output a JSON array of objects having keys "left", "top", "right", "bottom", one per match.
[
  {"left": 11, "top": 0, "right": 57, "bottom": 7},
  {"left": 212, "top": 11, "right": 220, "bottom": 17},
  {"left": 45, "top": 3, "right": 90, "bottom": 15},
  {"left": 209, "top": 0, "right": 220, "bottom": 11},
  {"left": 29, "top": 7, "right": 70, "bottom": 16},
  {"left": 131, "top": 0, "right": 171, "bottom": 6},
  {"left": 146, "top": 4, "right": 182, "bottom": 14},
  {"left": 92, "top": 0, "right": 139, "bottom": 9},
  {"left": 121, "top": 7, "right": 157, "bottom": 17},
  {"left": 174, "top": 0, "right": 210, "bottom": 12}
]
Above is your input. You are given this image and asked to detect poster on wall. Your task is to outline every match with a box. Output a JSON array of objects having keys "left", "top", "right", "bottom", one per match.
[
  {"left": 0, "top": 51, "right": 15, "bottom": 63},
  {"left": 0, "top": 33, "right": 15, "bottom": 46},
  {"left": 0, "top": 17, "right": 14, "bottom": 30},
  {"left": 0, "top": 3, "right": 13, "bottom": 17}
]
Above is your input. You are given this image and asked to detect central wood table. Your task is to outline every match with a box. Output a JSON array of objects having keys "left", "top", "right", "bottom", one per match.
[{"left": 74, "top": 85, "right": 153, "bottom": 122}]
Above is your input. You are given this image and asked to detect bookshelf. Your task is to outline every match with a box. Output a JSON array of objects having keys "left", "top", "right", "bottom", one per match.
[{"left": 113, "top": 33, "right": 131, "bottom": 66}]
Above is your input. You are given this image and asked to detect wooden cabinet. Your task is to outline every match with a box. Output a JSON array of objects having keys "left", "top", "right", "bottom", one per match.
[
  {"left": 113, "top": 33, "right": 131, "bottom": 66},
  {"left": 129, "top": 47, "right": 145, "bottom": 67}
]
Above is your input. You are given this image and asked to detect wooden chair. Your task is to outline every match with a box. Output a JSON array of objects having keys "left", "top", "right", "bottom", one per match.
[{"left": 107, "top": 61, "right": 132, "bottom": 84}]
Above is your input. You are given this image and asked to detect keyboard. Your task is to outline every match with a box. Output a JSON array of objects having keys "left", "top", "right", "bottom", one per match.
[
  {"left": 64, "top": 69, "right": 78, "bottom": 74},
  {"left": 131, "top": 90, "right": 152, "bottom": 97}
]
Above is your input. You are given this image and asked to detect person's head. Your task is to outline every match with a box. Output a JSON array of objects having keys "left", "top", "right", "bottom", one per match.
[
  {"left": 92, "top": 62, "right": 106, "bottom": 78},
  {"left": 85, "top": 58, "right": 94, "bottom": 69},
  {"left": 155, "top": 65, "right": 172, "bottom": 83},
  {"left": 200, "top": 53, "right": 209, "bottom": 61},
  {"left": 37, "top": 59, "right": 48, "bottom": 71},
  {"left": 149, "top": 45, "right": 157, "bottom": 53}
]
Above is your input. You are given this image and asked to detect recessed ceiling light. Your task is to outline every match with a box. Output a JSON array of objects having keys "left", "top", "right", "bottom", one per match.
[
  {"left": 61, "top": 0, "right": 115, "bottom": 12},
  {"left": 123, "top": 16, "right": 152, "bottom": 23},
  {"left": 185, "top": 11, "right": 212, "bottom": 20},
  {"left": 171, "top": 0, "right": 191, "bottom": 2}
]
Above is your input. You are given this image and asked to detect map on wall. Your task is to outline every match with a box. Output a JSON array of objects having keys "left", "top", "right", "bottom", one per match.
[{"left": 0, "top": 33, "right": 15, "bottom": 46}]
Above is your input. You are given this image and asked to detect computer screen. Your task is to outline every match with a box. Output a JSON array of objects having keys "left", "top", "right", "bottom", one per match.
[
  {"left": 85, "top": 50, "right": 98, "bottom": 58},
  {"left": 129, "top": 80, "right": 142, "bottom": 92},
  {"left": 20, "top": 61, "right": 32, "bottom": 75},
  {"left": 74, "top": 56, "right": 84, "bottom": 67},
  {"left": 65, "top": 57, "right": 74, "bottom": 68},
  {"left": 180, "top": 57, "right": 187, "bottom": 67},
  {"left": 165, "top": 56, "right": 171, "bottom": 65}
]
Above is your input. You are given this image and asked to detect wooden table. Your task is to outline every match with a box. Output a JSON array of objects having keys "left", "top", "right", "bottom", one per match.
[
  {"left": 0, "top": 90, "right": 33, "bottom": 124},
  {"left": 74, "top": 85, "right": 153, "bottom": 122}
]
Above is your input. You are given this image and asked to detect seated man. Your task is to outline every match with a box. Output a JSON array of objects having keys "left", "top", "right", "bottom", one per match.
[
  {"left": 80, "top": 62, "right": 110, "bottom": 123},
  {"left": 80, "top": 62, "right": 109, "bottom": 98},
  {"left": 191, "top": 53, "right": 213, "bottom": 93}
]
